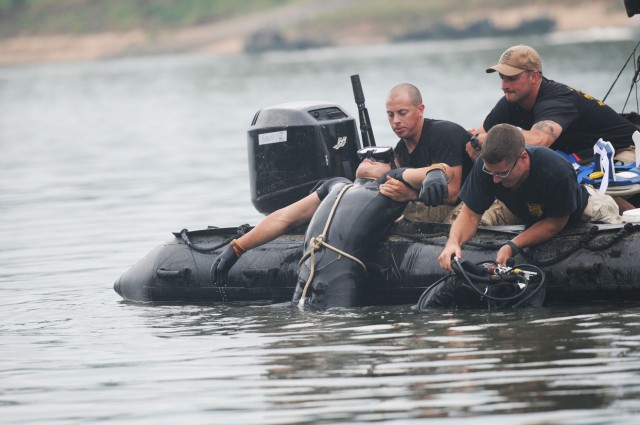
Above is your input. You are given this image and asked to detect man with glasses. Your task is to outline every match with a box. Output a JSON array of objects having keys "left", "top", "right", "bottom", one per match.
[
  {"left": 212, "top": 146, "right": 450, "bottom": 309},
  {"left": 467, "top": 44, "right": 637, "bottom": 165},
  {"left": 439, "top": 124, "right": 622, "bottom": 273}
]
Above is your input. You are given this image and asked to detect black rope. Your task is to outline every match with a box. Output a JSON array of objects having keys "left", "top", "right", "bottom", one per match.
[
  {"left": 519, "top": 224, "right": 639, "bottom": 266},
  {"left": 514, "top": 225, "right": 599, "bottom": 266},
  {"left": 392, "top": 223, "right": 639, "bottom": 267},
  {"left": 180, "top": 224, "right": 251, "bottom": 253},
  {"left": 464, "top": 240, "right": 505, "bottom": 250},
  {"left": 583, "top": 222, "right": 634, "bottom": 250},
  {"left": 391, "top": 228, "right": 450, "bottom": 240}
]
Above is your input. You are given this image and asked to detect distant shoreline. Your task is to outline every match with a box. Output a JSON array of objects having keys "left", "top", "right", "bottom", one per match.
[{"left": 0, "top": 1, "right": 637, "bottom": 67}]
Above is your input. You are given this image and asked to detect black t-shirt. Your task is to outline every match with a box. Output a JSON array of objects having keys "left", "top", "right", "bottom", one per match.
[
  {"left": 460, "top": 146, "right": 589, "bottom": 226},
  {"left": 394, "top": 118, "right": 473, "bottom": 182},
  {"left": 483, "top": 78, "right": 637, "bottom": 154}
]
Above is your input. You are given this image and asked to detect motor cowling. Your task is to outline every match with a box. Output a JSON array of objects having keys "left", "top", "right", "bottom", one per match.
[{"left": 247, "top": 101, "right": 361, "bottom": 215}]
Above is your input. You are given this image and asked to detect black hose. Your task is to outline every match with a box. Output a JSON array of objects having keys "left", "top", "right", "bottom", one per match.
[
  {"left": 415, "top": 274, "right": 451, "bottom": 309},
  {"left": 452, "top": 257, "right": 530, "bottom": 303},
  {"left": 416, "top": 258, "right": 546, "bottom": 311}
]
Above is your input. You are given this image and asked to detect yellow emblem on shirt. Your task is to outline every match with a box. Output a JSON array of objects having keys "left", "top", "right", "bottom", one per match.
[
  {"left": 527, "top": 203, "right": 544, "bottom": 217},
  {"left": 569, "top": 87, "right": 606, "bottom": 106}
]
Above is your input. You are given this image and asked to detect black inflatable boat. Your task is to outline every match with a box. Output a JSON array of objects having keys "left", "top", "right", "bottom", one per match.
[
  {"left": 114, "top": 95, "right": 640, "bottom": 305},
  {"left": 114, "top": 219, "right": 640, "bottom": 304}
]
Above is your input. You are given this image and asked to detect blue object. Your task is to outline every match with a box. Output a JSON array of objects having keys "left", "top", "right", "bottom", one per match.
[
  {"left": 554, "top": 150, "right": 591, "bottom": 175},
  {"left": 554, "top": 149, "right": 640, "bottom": 187},
  {"left": 579, "top": 164, "right": 640, "bottom": 187}
]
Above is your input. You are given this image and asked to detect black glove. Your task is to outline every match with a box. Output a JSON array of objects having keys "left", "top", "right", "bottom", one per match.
[
  {"left": 211, "top": 244, "right": 239, "bottom": 286},
  {"left": 418, "top": 169, "right": 448, "bottom": 207}
]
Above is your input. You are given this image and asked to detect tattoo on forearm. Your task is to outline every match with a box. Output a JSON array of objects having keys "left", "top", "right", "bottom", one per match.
[{"left": 531, "top": 120, "right": 558, "bottom": 139}]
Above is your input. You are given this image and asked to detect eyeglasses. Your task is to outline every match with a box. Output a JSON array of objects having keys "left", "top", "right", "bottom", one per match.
[
  {"left": 482, "top": 156, "right": 519, "bottom": 179},
  {"left": 357, "top": 147, "right": 396, "bottom": 167}
]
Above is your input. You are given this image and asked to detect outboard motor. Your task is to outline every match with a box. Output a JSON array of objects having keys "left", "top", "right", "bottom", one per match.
[
  {"left": 625, "top": 0, "right": 640, "bottom": 17},
  {"left": 247, "top": 101, "right": 361, "bottom": 214}
]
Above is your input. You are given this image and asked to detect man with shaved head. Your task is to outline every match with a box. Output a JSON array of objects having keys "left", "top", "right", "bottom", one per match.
[{"left": 381, "top": 83, "right": 517, "bottom": 225}]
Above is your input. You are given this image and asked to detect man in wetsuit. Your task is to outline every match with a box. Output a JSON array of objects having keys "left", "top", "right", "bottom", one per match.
[
  {"left": 212, "top": 146, "right": 450, "bottom": 309},
  {"left": 466, "top": 44, "right": 638, "bottom": 164}
]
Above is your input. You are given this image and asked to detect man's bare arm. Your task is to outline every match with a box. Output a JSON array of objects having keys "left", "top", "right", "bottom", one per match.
[
  {"left": 467, "top": 120, "right": 564, "bottom": 155},
  {"left": 402, "top": 164, "right": 460, "bottom": 205},
  {"left": 237, "top": 192, "right": 321, "bottom": 251},
  {"left": 527, "top": 120, "right": 563, "bottom": 147},
  {"left": 380, "top": 164, "right": 456, "bottom": 204}
]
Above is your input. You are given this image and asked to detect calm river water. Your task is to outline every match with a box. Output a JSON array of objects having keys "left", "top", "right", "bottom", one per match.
[{"left": 2, "top": 31, "right": 640, "bottom": 424}]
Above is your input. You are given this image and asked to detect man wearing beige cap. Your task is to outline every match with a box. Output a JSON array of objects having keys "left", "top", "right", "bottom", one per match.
[{"left": 467, "top": 44, "right": 637, "bottom": 165}]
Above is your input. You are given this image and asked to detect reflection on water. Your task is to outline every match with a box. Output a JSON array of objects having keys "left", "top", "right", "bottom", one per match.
[
  {"left": 6, "top": 298, "right": 638, "bottom": 423},
  {"left": 1, "top": 34, "right": 640, "bottom": 424}
]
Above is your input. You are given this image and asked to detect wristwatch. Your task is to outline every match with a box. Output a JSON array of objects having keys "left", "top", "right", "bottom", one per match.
[
  {"left": 470, "top": 133, "right": 481, "bottom": 151},
  {"left": 504, "top": 240, "right": 520, "bottom": 256}
]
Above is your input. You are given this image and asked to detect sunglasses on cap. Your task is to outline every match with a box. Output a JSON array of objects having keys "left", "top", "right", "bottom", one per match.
[{"left": 357, "top": 147, "right": 396, "bottom": 168}]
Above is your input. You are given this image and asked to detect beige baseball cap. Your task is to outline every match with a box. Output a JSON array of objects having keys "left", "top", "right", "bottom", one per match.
[{"left": 486, "top": 45, "right": 542, "bottom": 76}]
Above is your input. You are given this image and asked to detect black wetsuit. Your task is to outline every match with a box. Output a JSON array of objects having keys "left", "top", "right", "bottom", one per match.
[
  {"left": 483, "top": 78, "right": 637, "bottom": 156},
  {"left": 461, "top": 146, "right": 589, "bottom": 226},
  {"left": 394, "top": 118, "right": 473, "bottom": 183},
  {"left": 291, "top": 169, "right": 408, "bottom": 309}
]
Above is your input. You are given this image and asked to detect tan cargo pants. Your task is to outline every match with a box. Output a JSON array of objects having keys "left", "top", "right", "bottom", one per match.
[
  {"left": 581, "top": 185, "right": 623, "bottom": 224},
  {"left": 400, "top": 199, "right": 521, "bottom": 226}
]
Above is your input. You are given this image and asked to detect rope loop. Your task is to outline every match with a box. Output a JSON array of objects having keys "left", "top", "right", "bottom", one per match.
[{"left": 298, "top": 184, "right": 369, "bottom": 306}]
